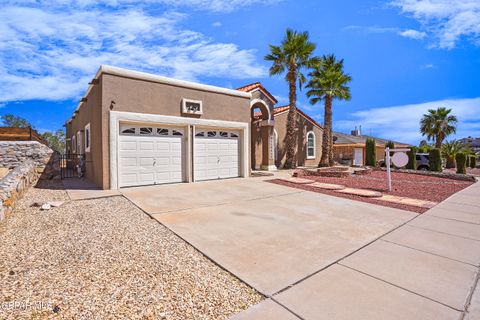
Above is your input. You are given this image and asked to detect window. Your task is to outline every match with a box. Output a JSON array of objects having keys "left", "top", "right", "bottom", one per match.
[
  {"left": 306, "top": 131, "right": 315, "bottom": 159},
  {"left": 121, "top": 127, "right": 136, "bottom": 135},
  {"left": 84, "top": 123, "right": 91, "bottom": 152},
  {"left": 72, "top": 135, "right": 76, "bottom": 153},
  {"left": 207, "top": 131, "right": 216, "bottom": 137},
  {"left": 219, "top": 131, "right": 228, "bottom": 137},
  {"left": 172, "top": 130, "right": 183, "bottom": 136},
  {"left": 230, "top": 133, "right": 238, "bottom": 138},
  {"left": 195, "top": 131, "right": 205, "bottom": 137},
  {"left": 77, "top": 131, "right": 82, "bottom": 154},
  {"left": 139, "top": 127, "right": 153, "bottom": 135},
  {"left": 157, "top": 128, "right": 169, "bottom": 135}
]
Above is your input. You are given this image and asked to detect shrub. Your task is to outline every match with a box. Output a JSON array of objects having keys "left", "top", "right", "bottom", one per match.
[
  {"left": 406, "top": 146, "right": 417, "bottom": 169},
  {"left": 365, "top": 138, "right": 376, "bottom": 166},
  {"left": 470, "top": 155, "right": 477, "bottom": 169},
  {"left": 429, "top": 148, "right": 442, "bottom": 172},
  {"left": 385, "top": 141, "right": 395, "bottom": 156},
  {"left": 456, "top": 153, "right": 467, "bottom": 174},
  {"left": 418, "top": 144, "right": 432, "bottom": 153}
]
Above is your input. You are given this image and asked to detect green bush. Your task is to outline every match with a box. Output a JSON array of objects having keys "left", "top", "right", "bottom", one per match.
[
  {"left": 456, "top": 153, "right": 467, "bottom": 174},
  {"left": 429, "top": 148, "right": 442, "bottom": 172},
  {"left": 470, "top": 155, "right": 477, "bottom": 169},
  {"left": 406, "top": 146, "right": 417, "bottom": 169},
  {"left": 385, "top": 141, "right": 395, "bottom": 156},
  {"left": 365, "top": 138, "right": 376, "bottom": 166}
]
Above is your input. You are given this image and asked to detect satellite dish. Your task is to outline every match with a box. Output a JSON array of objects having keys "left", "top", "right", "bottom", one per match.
[{"left": 392, "top": 152, "right": 409, "bottom": 167}]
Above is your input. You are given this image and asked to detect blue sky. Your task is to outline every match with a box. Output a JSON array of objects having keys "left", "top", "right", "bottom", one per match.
[{"left": 0, "top": 0, "right": 479, "bottom": 144}]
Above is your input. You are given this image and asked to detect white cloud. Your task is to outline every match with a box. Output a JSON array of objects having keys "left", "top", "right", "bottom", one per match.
[
  {"left": 420, "top": 63, "right": 434, "bottom": 69},
  {"left": 212, "top": 21, "right": 222, "bottom": 27},
  {"left": 4, "top": 0, "right": 283, "bottom": 13},
  {"left": 391, "top": 0, "right": 480, "bottom": 48},
  {"left": 335, "top": 97, "right": 480, "bottom": 144},
  {"left": 398, "top": 29, "right": 427, "bottom": 40},
  {"left": 0, "top": 3, "right": 268, "bottom": 102}
]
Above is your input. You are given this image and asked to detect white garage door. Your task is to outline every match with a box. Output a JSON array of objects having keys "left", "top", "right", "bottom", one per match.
[
  {"left": 194, "top": 130, "right": 240, "bottom": 181},
  {"left": 118, "top": 124, "right": 184, "bottom": 187}
]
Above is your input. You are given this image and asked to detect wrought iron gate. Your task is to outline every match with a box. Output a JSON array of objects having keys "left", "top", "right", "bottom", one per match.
[{"left": 60, "top": 153, "right": 85, "bottom": 179}]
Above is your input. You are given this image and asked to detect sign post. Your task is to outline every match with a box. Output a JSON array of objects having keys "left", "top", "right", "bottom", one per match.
[{"left": 385, "top": 148, "right": 410, "bottom": 192}]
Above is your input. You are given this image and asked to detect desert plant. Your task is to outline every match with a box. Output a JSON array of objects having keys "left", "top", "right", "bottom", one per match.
[
  {"left": 306, "top": 54, "right": 352, "bottom": 167},
  {"left": 418, "top": 144, "right": 432, "bottom": 153},
  {"left": 429, "top": 148, "right": 442, "bottom": 172},
  {"left": 420, "top": 107, "right": 458, "bottom": 148},
  {"left": 456, "top": 153, "right": 467, "bottom": 174},
  {"left": 365, "top": 138, "right": 376, "bottom": 166},
  {"left": 441, "top": 140, "right": 466, "bottom": 169},
  {"left": 265, "top": 29, "right": 318, "bottom": 168},
  {"left": 406, "top": 146, "right": 417, "bottom": 169}
]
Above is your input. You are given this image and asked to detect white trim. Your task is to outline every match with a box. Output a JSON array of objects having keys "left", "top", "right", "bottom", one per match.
[
  {"left": 250, "top": 98, "right": 271, "bottom": 120},
  {"left": 109, "top": 111, "right": 249, "bottom": 189},
  {"left": 84, "top": 123, "right": 91, "bottom": 153},
  {"left": 182, "top": 98, "right": 203, "bottom": 115},
  {"left": 306, "top": 131, "right": 316, "bottom": 159},
  {"left": 67, "top": 65, "right": 251, "bottom": 123},
  {"left": 273, "top": 129, "right": 278, "bottom": 162}
]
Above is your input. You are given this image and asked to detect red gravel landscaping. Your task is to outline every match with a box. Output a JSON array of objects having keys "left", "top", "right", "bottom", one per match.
[{"left": 270, "top": 170, "right": 474, "bottom": 214}]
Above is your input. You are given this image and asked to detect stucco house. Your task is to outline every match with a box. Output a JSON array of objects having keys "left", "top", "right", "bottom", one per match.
[
  {"left": 65, "top": 66, "right": 323, "bottom": 189},
  {"left": 333, "top": 129, "right": 410, "bottom": 166}
]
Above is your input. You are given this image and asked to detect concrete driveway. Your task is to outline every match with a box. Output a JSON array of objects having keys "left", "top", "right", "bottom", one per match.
[{"left": 122, "top": 178, "right": 416, "bottom": 295}]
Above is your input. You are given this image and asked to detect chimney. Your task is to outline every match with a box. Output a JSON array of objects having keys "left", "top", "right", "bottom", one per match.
[{"left": 351, "top": 126, "right": 361, "bottom": 136}]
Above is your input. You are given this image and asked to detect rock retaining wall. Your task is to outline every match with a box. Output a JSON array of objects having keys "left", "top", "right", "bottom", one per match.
[
  {"left": 0, "top": 141, "right": 54, "bottom": 168},
  {"left": 0, "top": 161, "right": 39, "bottom": 221},
  {"left": 377, "top": 167, "right": 477, "bottom": 182}
]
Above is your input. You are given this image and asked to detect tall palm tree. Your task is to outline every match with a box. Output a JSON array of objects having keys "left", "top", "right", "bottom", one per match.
[
  {"left": 420, "top": 107, "right": 458, "bottom": 149},
  {"left": 306, "top": 54, "right": 352, "bottom": 166},
  {"left": 265, "top": 29, "right": 318, "bottom": 168},
  {"left": 441, "top": 140, "right": 467, "bottom": 168}
]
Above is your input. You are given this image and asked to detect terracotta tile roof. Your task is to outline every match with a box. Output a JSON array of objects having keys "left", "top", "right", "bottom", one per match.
[{"left": 237, "top": 82, "right": 278, "bottom": 103}]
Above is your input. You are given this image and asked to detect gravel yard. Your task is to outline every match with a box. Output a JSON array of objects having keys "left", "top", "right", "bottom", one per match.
[
  {"left": 0, "top": 180, "right": 262, "bottom": 319},
  {"left": 271, "top": 170, "right": 474, "bottom": 213}
]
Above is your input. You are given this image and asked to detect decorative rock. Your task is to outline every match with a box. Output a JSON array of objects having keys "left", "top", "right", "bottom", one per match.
[
  {"left": 281, "top": 177, "right": 315, "bottom": 184},
  {"left": 40, "top": 203, "right": 52, "bottom": 210},
  {"left": 310, "top": 182, "right": 346, "bottom": 190},
  {"left": 380, "top": 195, "right": 437, "bottom": 208},
  {"left": 48, "top": 201, "right": 64, "bottom": 207},
  {"left": 337, "top": 187, "right": 383, "bottom": 198}
]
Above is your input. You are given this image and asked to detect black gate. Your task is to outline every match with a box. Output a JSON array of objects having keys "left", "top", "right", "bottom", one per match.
[{"left": 60, "top": 153, "right": 85, "bottom": 179}]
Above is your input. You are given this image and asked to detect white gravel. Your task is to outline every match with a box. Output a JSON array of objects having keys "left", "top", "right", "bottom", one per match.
[{"left": 0, "top": 180, "right": 262, "bottom": 319}]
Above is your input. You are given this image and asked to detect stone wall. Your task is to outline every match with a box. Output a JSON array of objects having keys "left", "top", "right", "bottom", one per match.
[
  {"left": 0, "top": 141, "right": 54, "bottom": 169},
  {"left": 0, "top": 161, "right": 39, "bottom": 221}
]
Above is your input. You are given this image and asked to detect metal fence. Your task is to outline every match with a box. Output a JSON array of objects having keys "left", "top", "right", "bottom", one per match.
[{"left": 60, "top": 153, "right": 85, "bottom": 179}]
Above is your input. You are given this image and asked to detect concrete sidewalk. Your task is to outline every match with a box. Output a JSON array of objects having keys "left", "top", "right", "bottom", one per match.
[{"left": 233, "top": 181, "right": 480, "bottom": 320}]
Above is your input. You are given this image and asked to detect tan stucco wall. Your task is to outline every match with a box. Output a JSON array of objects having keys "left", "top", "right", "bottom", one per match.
[
  {"left": 68, "top": 72, "right": 251, "bottom": 189},
  {"left": 66, "top": 77, "right": 104, "bottom": 188},
  {"left": 252, "top": 110, "right": 323, "bottom": 169}
]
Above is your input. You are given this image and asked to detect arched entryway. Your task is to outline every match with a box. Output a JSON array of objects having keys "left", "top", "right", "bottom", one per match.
[{"left": 250, "top": 99, "right": 276, "bottom": 171}]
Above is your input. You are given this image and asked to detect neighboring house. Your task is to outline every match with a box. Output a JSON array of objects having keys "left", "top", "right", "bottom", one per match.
[
  {"left": 248, "top": 103, "right": 323, "bottom": 169},
  {"left": 333, "top": 128, "right": 410, "bottom": 166},
  {"left": 66, "top": 65, "right": 281, "bottom": 189},
  {"left": 459, "top": 136, "right": 480, "bottom": 155}
]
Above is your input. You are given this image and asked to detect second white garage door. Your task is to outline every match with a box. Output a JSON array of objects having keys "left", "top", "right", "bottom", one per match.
[{"left": 194, "top": 130, "right": 240, "bottom": 181}]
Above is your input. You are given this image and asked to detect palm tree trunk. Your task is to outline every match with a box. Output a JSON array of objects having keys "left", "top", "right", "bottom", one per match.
[
  {"left": 435, "top": 134, "right": 443, "bottom": 149},
  {"left": 284, "top": 69, "right": 298, "bottom": 169},
  {"left": 319, "top": 96, "right": 332, "bottom": 167}
]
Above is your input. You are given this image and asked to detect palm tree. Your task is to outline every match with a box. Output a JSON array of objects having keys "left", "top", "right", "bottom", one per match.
[
  {"left": 265, "top": 29, "right": 318, "bottom": 168},
  {"left": 306, "top": 54, "right": 352, "bottom": 166},
  {"left": 420, "top": 107, "right": 458, "bottom": 149},
  {"left": 441, "top": 140, "right": 467, "bottom": 168}
]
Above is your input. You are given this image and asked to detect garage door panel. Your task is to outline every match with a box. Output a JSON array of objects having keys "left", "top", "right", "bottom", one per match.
[
  {"left": 118, "top": 125, "right": 185, "bottom": 187},
  {"left": 194, "top": 132, "right": 240, "bottom": 181}
]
